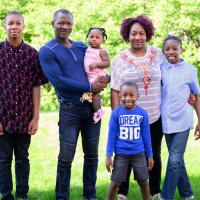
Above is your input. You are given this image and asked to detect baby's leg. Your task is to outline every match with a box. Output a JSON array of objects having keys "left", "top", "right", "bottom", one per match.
[
  {"left": 92, "top": 94, "right": 105, "bottom": 123},
  {"left": 92, "top": 94, "right": 100, "bottom": 112},
  {"left": 137, "top": 180, "right": 150, "bottom": 200},
  {"left": 108, "top": 181, "right": 121, "bottom": 200}
]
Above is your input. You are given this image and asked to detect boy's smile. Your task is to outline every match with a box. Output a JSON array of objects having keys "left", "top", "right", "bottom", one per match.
[
  {"left": 163, "top": 39, "right": 182, "bottom": 64},
  {"left": 120, "top": 85, "right": 139, "bottom": 109}
]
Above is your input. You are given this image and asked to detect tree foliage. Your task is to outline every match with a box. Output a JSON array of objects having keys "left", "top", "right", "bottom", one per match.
[{"left": 0, "top": 0, "right": 199, "bottom": 110}]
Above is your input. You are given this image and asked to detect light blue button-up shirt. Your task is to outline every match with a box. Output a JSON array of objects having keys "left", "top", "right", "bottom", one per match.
[{"left": 161, "top": 59, "right": 200, "bottom": 134}]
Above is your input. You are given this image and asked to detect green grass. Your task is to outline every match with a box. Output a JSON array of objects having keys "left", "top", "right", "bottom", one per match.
[{"left": 4, "top": 108, "right": 200, "bottom": 199}]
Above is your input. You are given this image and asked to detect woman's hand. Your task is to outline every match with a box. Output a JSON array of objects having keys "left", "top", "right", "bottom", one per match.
[
  {"left": 188, "top": 93, "right": 196, "bottom": 105},
  {"left": 194, "top": 122, "right": 200, "bottom": 140},
  {"left": 147, "top": 157, "right": 154, "bottom": 171}
]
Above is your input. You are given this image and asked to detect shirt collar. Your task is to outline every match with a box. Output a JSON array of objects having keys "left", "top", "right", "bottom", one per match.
[
  {"left": 166, "top": 58, "right": 185, "bottom": 68},
  {"left": 4, "top": 39, "right": 25, "bottom": 50}
]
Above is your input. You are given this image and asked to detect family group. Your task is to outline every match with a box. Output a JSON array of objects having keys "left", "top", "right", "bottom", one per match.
[{"left": 0, "top": 8, "right": 199, "bottom": 200}]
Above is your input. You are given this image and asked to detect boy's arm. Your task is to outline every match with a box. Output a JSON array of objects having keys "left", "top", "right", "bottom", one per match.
[
  {"left": 106, "top": 156, "right": 113, "bottom": 172},
  {"left": 28, "top": 86, "right": 40, "bottom": 135},
  {"left": 140, "top": 111, "right": 153, "bottom": 157},
  {"left": 193, "top": 95, "right": 200, "bottom": 140},
  {"left": 0, "top": 123, "right": 3, "bottom": 135},
  {"left": 141, "top": 113, "right": 154, "bottom": 170},
  {"left": 89, "top": 49, "right": 110, "bottom": 70},
  {"left": 147, "top": 157, "right": 154, "bottom": 171},
  {"left": 106, "top": 111, "right": 118, "bottom": 157},
  {"left": 106, "top": 110, "right": 118, "bottom": 172}
]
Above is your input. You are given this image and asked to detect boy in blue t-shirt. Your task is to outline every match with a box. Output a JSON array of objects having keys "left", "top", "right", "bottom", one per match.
[{"left": 106, "top": 81, "right": 154, "bottom": 200}]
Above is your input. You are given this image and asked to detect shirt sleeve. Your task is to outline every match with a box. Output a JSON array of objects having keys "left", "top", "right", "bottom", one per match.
[
  {"left": 140, "top": 110, "right": 153, "bottom": 157},
  {"left": 32, "top": 51, "right": 48, "bottom": 86},
  {"left": 156, "top": 47, "right": 166, "bottom": 65},
  {"left": 110, "top": 54, "right": 123, "bottom": 91},
  {"left": 106, "top": 110, "right": 118, "bottom": 157},
  {"left": 189, "top": 66, "right": 200, "bottom": 94},
  {"left": 39, "top": 45, "right": 91, "bottom": 93}
]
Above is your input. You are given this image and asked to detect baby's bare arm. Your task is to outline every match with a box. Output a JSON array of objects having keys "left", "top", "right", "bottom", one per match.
[{"left": 89, "top": 49, "right": 110, "bottom": 70}]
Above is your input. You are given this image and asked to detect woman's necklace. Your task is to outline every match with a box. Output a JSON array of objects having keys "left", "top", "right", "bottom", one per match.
[{"left": 121, "top": 47, "right": 157, "bottom": 95}]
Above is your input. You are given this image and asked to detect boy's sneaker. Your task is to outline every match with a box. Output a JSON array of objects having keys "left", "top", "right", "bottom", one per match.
[
  {"left": 117, "top": 194, "right": 128, "bottom": 200},
  {"left": 93, "top": 109, "right": 105, "bottom": 124},
  {"left": 182, "top": 195, "right": 194, "bottom": 200},
  {"left": 152, "top": 193, "right": 160, "bottom": 200}
]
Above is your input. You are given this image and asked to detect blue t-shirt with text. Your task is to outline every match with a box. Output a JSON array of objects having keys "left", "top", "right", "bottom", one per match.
[{"left": 106, "top": 105, "right": 153, "bottom": 157}]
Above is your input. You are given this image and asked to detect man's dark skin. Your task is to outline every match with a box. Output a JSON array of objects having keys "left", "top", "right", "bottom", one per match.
[{"left": 52, "top": 12, "right": 109, "bottom": 93}]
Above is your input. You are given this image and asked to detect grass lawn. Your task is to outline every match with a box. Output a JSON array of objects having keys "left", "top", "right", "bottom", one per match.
[{"left": 4, "top": 108, "right": 200, "bottom": 199}]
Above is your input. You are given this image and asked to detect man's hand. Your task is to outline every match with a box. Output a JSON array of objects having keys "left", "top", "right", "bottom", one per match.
[
  {"left": 99, "top": 75, "right": 110, "bottom": 84},
  {"left": 106, "top": 156, "right": 113, "bottom": 172},
  {"left": 147, "top": 157, "right": 154, "bottom": 171},
  {"left": 28, "top": 118, "right": 39, "bottom": 135},
  {"left": 0, "top": 122, "right": 4, "bottom": 135},
  {"left": 91, "top": 76, "right": 107, "bottom": 93},
  {"left": 194, "top": 122, "right": 200, "bottom": 140}
]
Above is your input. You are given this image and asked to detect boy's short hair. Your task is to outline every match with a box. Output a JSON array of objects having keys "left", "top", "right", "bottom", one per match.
[
  {"left": 120, "top": 81, "right": 139, "bottom": 94},
  {"left": 4, "top": 11, "right": 24, "bottom": 23},
  {"left": 162, "top": 34, "right": 182, "bottom": 50}
]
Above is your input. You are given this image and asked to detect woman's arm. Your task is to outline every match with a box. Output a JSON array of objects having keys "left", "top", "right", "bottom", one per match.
[{"left": 111, "top": 89, "right": 120, "bottom": 109}]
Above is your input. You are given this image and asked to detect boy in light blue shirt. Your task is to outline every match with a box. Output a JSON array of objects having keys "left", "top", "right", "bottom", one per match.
[{"left": 160, "top": 35, "right": 200, "bottom": 200}]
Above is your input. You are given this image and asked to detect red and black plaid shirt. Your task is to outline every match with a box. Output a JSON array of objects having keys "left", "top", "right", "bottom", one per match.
[{"left": 0, "top": 40, "right": 48, "bottom": 133}]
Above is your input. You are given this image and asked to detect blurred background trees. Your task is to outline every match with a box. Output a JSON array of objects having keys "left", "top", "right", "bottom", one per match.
[{"left": 0, "top": 0, "right": 199, "bottom": 110}]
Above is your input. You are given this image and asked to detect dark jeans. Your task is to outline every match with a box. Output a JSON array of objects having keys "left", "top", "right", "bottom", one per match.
[
  {"left": 118, "top": 117, "right": 163, "bottom": 196},
  {"left": 56, "top": 103, "right": 101, "bottom": 200},
  {"left": 0, "top": 132, "right": 31, "bottom": 200}
]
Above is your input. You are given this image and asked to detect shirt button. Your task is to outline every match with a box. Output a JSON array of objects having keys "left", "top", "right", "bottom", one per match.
[
  {"left": 16, "top": 89, "right": 18, "bottom": 91},
  {"left": 15, "top": 102, "right": 18, "bottom": 105},
  {"left": 15, "top": 113, "right": 18, "bottom": 116},
  {"left": 15, "top": 64, "right": 18, "bottom": 67}
]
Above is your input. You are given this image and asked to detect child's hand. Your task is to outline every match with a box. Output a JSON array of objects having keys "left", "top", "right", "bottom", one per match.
[
  {"left": 0, "top": 122, "right": 4, "bottom": 135},
  {"left": 188, "top": 93, "right": 196, "bottom": 105},
  {"left": 106, "top": 156, "right": 113, "bottom": 172},
  {"left": 28, "top": 118, "right": 39, "bottom": 135},
  {"left": 89, "top": 63, "right": 97, "bottom": 70},
  {"left": 194, "top": 122, "right": 200, "bottom": 140},
  {"left": 147, "top": 157, "right": 154, "bottom": 171}
]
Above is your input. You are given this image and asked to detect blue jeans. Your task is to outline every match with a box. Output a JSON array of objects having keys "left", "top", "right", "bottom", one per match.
[
  {"left": 0, "top": 132, "right": 31, "bottom": 200},
  {"left": 161, "top": 129, "right": 193, "bottom": 200},
  {"left": 56, "top": 103, "right": 101, "bottom": 200}
]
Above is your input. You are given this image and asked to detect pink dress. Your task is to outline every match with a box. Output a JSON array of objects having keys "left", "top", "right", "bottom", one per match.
[{"left": 84, "top": 47, "right": 107, "bottom": 82}]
